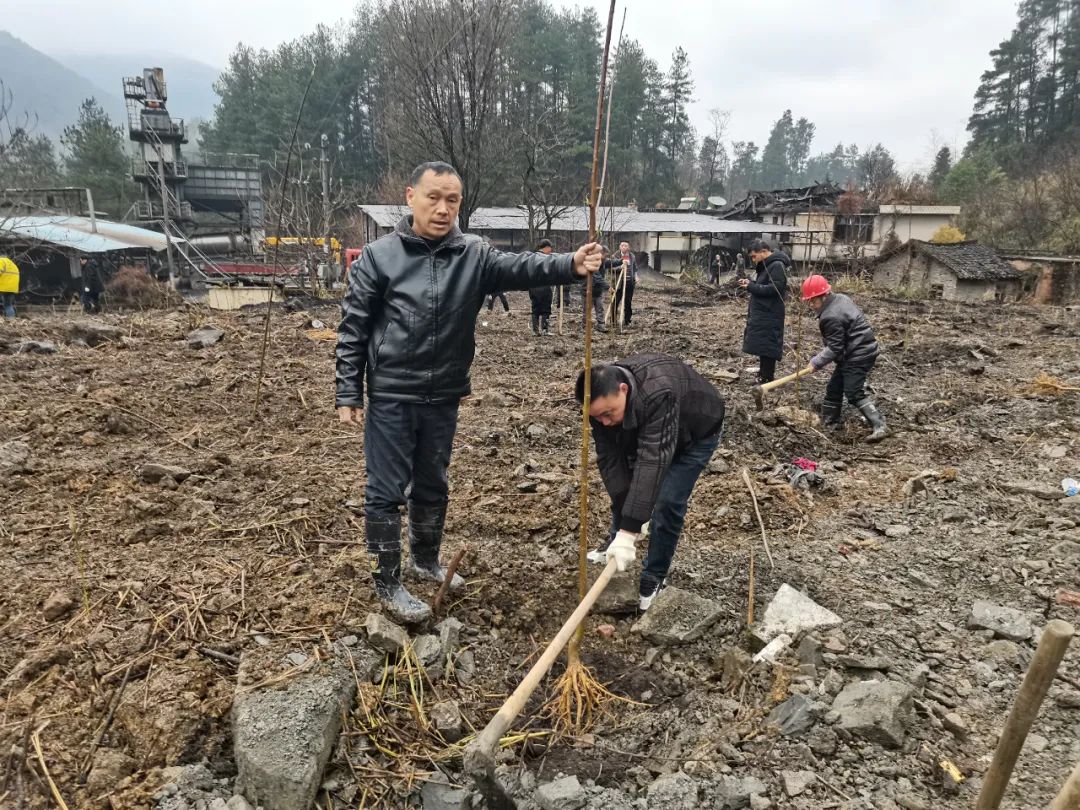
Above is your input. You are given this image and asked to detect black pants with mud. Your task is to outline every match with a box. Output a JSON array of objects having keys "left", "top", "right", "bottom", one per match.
[
  {"left": 825, "top": 358, "right": 876, "bottom": 405},
  {"left": 613, "top": 277, "right": 635, "bottom": 325},
  {"left": 486, "top": 293, "right": 509, "bottom": 312},
  {"left": 363, "top": 399, "right": 459, "bottom": 552},
  {"left": 757, "top": 357, "right": 776, "bottom": 384}
]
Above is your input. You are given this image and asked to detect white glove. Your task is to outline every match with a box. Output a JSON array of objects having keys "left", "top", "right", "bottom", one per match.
[{"left": 605, "top": 530, "right": 637, "bottom": 572}]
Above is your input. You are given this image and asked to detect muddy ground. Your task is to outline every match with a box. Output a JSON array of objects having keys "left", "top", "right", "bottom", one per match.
[{"left": 1, "top": 281, "right": 1079, "bottom": 809}]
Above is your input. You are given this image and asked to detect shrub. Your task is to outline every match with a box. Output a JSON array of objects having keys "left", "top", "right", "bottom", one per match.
[
  {"left": 930, "top": 225, "right": 966, "bottom": 244},
  {"left": 106, "top": 265, "right": 180, "bottom": 309}
]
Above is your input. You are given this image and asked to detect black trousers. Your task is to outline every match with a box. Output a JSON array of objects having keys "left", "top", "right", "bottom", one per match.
[
  {"left": 614, "top": 277, "right": 635, "bottom": 324},
  {"left": 529, "top": 288, "right": 552, "bottom": 317},
  {"left": 825, "top": 358, "right": 876, "bottom": 405},
  {"left": 757, "top": 357, "right": 777, "bottom": 384},
  {"left": 485, "top": 293, "right": 509, "bottom": 312}
]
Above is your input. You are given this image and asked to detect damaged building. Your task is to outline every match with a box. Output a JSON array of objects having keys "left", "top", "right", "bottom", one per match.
[
  {"left": 717, "top": 183, "right": 961, "bottom": 264},
  {"left": 872, "top": 239, "right": 1024, "bottom": 302}
]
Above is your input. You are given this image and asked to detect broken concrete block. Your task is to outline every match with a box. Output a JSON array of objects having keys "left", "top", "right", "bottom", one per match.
[
  {"left": 594, "top": 571, "right": 639, "bottom": 615},
  {"left": 364, "top": 613, "right": 410, "bottom": 654},
  {"left": 42, "top": 589, "right": 77, "bottom": 621},
  {"left": 140, "top": 462, "right": 191, "bottom": 484},
  {"left": 187, "top": 326, "right": 225, "bottom": 349},
  {"left": 780, "top": 770, "right": 816, "bottom": 797},
  {"left": 714, "top": 775, "right": 767, "bottom": 809},
  {"left": 430, "top": 700, "right": 464, "bottom": 743},
  {"left": 757, "top": 584, "right": 842, "bottom": 643},
  {"left": 436, "top": 617, "right": 463, "bottom": 656},
  {"left": 764, "top": 693, "right": 817, "bottom": 736},
  {"left": 536, "top": 775, "right": 586, "bottom": 810},
  {"left": 967, "top": 600, "right": 1033, "bottom": 641},
  {"left": 233, "top": 652, "right": 357, "bottom": 810},
  {"left": 831, "top": 680, "right": 915, "bottom": 749},
  {"left": 631, "top": 587, "right": 724, "bottom": 645},
  {"left": 646, "top": 771, "right": 699, "bottom": 809},
  {"left": 421, "top": 772, "right": 469, "bottom": 810}
]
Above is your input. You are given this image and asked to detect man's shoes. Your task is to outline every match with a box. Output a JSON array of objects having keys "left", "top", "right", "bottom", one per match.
[
  {"left": 371, "top": 551, "right": 431, "bottom": 624},
  {"left": 407, "top": 502, "right": 465, "bottom": 590},
  {"left": 530, "top": 314, "right": 540, "bottom": 336},
  {"left": 596, "top": 324, "right": 608, "bottom": 333},
  {"left": 855, "top": 398, "right": 888, "bottom": 443},
  {"left": 639, "top": 579, "right": 665, "bottom": 611},
  {"left": 820, "top": 400, "right": 843, "bottom": 430}
]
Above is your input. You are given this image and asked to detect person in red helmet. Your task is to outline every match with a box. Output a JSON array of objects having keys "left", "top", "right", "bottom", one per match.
[{"left": 800, "top": 275, "right": 887, "bottom": 443}]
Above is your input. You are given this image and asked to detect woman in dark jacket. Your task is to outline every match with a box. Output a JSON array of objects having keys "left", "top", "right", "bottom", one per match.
[{"left": 738, "top": 239, "right": 790, "bottom": 383}]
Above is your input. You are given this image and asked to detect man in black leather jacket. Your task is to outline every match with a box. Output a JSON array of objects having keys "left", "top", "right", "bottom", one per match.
[{"left": 336, "top": 161, "right": 602, "bottom": 622}]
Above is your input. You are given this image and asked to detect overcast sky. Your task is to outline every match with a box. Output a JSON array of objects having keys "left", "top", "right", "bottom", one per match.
[{"left": 8, "top": 0, "right": 1018, "bottom": 174}]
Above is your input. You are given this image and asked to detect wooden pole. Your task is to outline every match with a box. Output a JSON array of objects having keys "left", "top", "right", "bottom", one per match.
[
  {"left": 1052, "top": 757, "right": 1080, "bottom": 809},
  {"left": 976, "top": 619, "right": 1075, "bottom": 810},
  {"left": 558, "top": 285, "right": 564, "bottom": 336}
]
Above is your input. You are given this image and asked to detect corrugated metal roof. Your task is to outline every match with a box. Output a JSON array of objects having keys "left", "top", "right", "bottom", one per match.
[
  {"left": 0, "top": 215, "right": 175, "bottom": 253},
  {"left": 358, "top": 204, "right": 807, "bottom": 235}
]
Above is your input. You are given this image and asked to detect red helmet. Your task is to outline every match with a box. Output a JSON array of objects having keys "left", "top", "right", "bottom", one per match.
[{"left": 801, "top": 274, "right": 831, "bottom": 301}]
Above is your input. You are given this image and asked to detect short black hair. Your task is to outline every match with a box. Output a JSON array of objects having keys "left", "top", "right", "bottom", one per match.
[
  {"left": 409, "top": 161, "right": 461, "bottom": 187},
  {"left": 536, "top": 238, "right": 553, "bottom": 250},
  {"left": 748, "top": 238, "right": 772, "bottom": 253},
  {"left": 575, "top": 364, "right": 624, "bottom": 403}
]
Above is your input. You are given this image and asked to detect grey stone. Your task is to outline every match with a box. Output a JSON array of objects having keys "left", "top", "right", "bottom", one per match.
[
  {"left": 140, "top": 462, "right": 192, "bottom": 484},
  {"left": 749, "top": 796, "right": 771, "bottom": 810},
  {"left": 884, "top": 525, "right": 912, "bottom": 538},
  {"left": 454, "top": 649, "right": 476, "bottom": 685},
  {"left": 0, "top": 440, "right": 32, "bottom": 473},
  {"left": 721, "top": 648, "right": 753, "bottom": 691},
  {"left": 832, "top": 680, "right": 915, "bottom": 748},
  {"left": 631, "top": 587, "right": 724, "bottom": 645},
  {"left": 780, "top": 770, "right": 816, "bottom": 797},
  {"left": 765, "top": 693, "right": 817, "bottom": 736},
  {"left": 8, "top": 339, "right": 59, "bottom": 354},
  {"left": 595, "top": 571, "right": 640, "bottom": 615},
  {"left": 836, "top": 654, "right": 894, "bottom": 671},
  {"left": 421, "top": 773, "right": 469, "bottom": 810},
  {"left": 69, "top": 321, "right": 123, "bottom": 346},
  {"left": 757, "top": 584, "right": 842, "bottom": 643},
  {"left": 981, "top": 639, "right": 1022, "bottom": 664},
  {"left": 1050, "top": 540, "right": 1080, "bottom": 560},
  {"left": 942, "top": 712, "right": 968, "bottom": 738},
  {"left": 1027, "top": 733, "right": 1049, "bottom": 753},
  {"left": 87, "top": 748, "right": 136, "bottom": 796},
  {"left": 232, "top": 652, "right": 357, "bottom": 810},
  {"left": 646, "top": 772, "right": 698, "bottom": 809},
  {"left": 364, "top": 613, "right": 409, "bottom": 654},
  {"left": 967, "top": 600, "right": 1033, "bottom": 641},
  {"left": 431, "top": 700, "right": 464, "bottom": 743},
  {"left": 526, "top": 424, "right": 549, "bottom": 439},
  {"left": 226, "top": 798, "right": 254, "bottom": 810},
  {"left": 284, "top": 652, "right": 308, "bottom": 668},
  {"left": 714, "top": 775, "right": 767, "bottom": 809},
  {"left": 413, "top": 634, "right": 443, "bottom": 668},
  {"left": 436, "top": 617, "right": 463, "bottom": 656},
  {"left": 537, "top": 775, "right": 586, "bottom": 810},
  {"left": 42, "top": 589, "right": 77, "bottom": 621},
  {"left": 187, "top": 327, "right": 225, "bottom": 349},
  {"left": 797, "top": 635, "right": 824, "bottom": 669},
  {"left": 210, "top": 799, "right": 229, "bottom": 810},
  {"left": 1056, "top": 690, "right": 1080, "bottom": 708},
  {"left": 895, "top": 795, "right": 931, "bottom": 810}
]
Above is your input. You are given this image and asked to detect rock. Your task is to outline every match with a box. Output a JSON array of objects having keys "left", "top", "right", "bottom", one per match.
[
  {"left": 797, "top": 635, "right": 824, "bottom": 669},
  {"left": 631, "top": 587, "right": 724, "bottom": 645},
  {"left": 721, "top": 648, "right": 754, "bottom": 691},
  {"left": 981, "top": 639, "right": 1023, "bottom": 663},
  {"left": 8, "top": 339, "right": 59, "bottom": 354},
  {"left": 42, "top": 589, "right": 76, "bottom": 621},
  {"left": 942, "top": 712, "right": 968, "bottom": 739},
  {"left": 364, "top": 613, "right": 409, "bottom": 654},
  {"left": 807, "top": 725, "right": 837, "bottom": 757},
  {"left": 895, "top": 795, "right": 931, "bottom": 810},
  {"left": 780, "top": 770, "right": 816, "bottom": 797},
  {"left": 69, "top": 321, "right": 123, "bottom": 346},
  {"left": 227, "top": 797, "right": 254, "bottom": 810},
  {"left": 1000, "top": 481, "right": 1066, "bottom": 500},
  {"left": 436, "top": 617, "right": 463, "bottom": 656},
  {"left": 832, "top": 680, "right": 915, "bottom": 748},
  {"left": 140, "top": 462, "right": 191, "bottom": 484},
  {"left": 526, "top": 424, "right": 549, "bottom": 439},
  {"left": 413, "top": 634, "right": 443, "bottom": 668},
  {"left": 836, "top": 654, "right": 894, "bottom": 672},
  {"left": 714, "top": 775, "right": 767, "bottom": 809},
  {"left": 765, "top": 693, "right": 817, "bottom": 736},
  {"left": 421, "top": 773, "right": 469, "bottom": 810},
  {"left": 536, "top": 775, "right": 586, "bottom": 810},
  {"left": 594, "top": 571, "right": 640, "bottom": 615},
  {"left": 1027, "top": 733, "right": 1049, "bottom": 753},
  {"left": 967, "top": 600, "right": 1033, "bottom": 641},
  {"left": 884, "top": 525, "right": 912, "bottom": 538},
  {"left": 646, "top": 772, "right": 698, "bottom": 809},
  {"left": 187, "top": 326, "right": 225, "bottom": 349},
  {"left": 596, "top": 624, "right": 616, "bottom": 638},
  {"left": 0, "top": 440, "right": 31, "bottom": 473},
  {"left": 1051, "top": 540, "right": 1080, "bottom": 560},
  {"left": 233, "top": 652, "right": 357, "bottom": 810},
  {"left": 431, "top": 701, "right": 464, "bottom": 743},
  {"left": 454, "top": 649, "right": 476, "bottom": 685},
  {"left": 87, "top": 748, "right": 136, "bottom": 796},
  {"left": 749, "top": 796, "right": 771, "bottom": 810},
  {"left": 1056, "top": 690, "right": 1080, "bottom": 708},
  {"left": 210, "top": 800, "right": 229, "bottom": 810},
  {"left": 756, "top": 584, "right": 842, "bottom": 643}
]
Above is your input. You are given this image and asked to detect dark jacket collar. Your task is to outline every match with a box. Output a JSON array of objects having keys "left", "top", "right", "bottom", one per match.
[
  {"left": 614, "top": 365, "right": 640, "bottom": 431},
  {"left": 395, "top": 215, "right": 466, "bottom": 251}
]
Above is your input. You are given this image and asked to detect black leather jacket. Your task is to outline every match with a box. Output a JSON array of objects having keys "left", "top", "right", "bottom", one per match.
[
  {"left": 336, "top": 216, "right": 578, "bottom": 405},
  {"left": 810, "top": 292, "right": 879, "bottom": 369}
]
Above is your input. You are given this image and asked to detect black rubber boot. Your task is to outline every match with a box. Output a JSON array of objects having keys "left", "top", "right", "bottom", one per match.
[
  {"left": 855, "top": 398, "right": 888, "bottom": 443},
  {"left": 820, "top": 399, "right": 844, "bottom": 430},
  {"left": 366, "top": 515, "right": 431, "bottom": 624},
  {"left": 530, "top": 314, "right": 540, "bottom": 336},
  {"left": 540, "top": 316, "right": 549, "bottom": 336},
  {"left": 407, "top": 502, "right": 465, "bottom": 590}
]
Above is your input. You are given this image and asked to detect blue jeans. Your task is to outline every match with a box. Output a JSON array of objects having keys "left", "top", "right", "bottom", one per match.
[
  {"left": 610, "top": 433, "right": 720, "bottom": 592},
  {"left": 1, "top": 293, "right": 14, "bottom": 318},
  {"left": 364, "top": 398, "right": 460, "bottom": 537}
]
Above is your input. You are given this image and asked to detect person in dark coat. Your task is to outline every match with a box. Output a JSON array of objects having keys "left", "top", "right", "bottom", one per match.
[
  {"left": 611, "top": 240, "right": 637, "bottom": 326},
  {"left": 800, "top": 274, "right": 886, "bottom": 442},
  {"left": 528, "top": 239, "right": 555, "bottom": 335},
  {"left": 738, "top": 239, "right": 789, "bottom": 384},
  {"left": 80, "top": 255, "right": 106, "bottom": 313},
  {"left": 577, "top": 355, "right": 726, "bottom": 610}
]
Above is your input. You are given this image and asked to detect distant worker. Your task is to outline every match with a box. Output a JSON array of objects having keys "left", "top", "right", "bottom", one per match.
[
  {"left": 528, "top": 239, "right": 555, "bottom": 336},
  {"left": 80, "top": 255, "right": 105, "bottom": 314},
  {"left": 709, "top": 253, "right": 722, "bottom": 285},
  {"left": 335, "top": 161, "right": 602, "bottom": 622},
  {"left": 579, "top": 355, "right": 726, "bottom": 610},
  {"left": 611, "top": 240, "right": 637, "bottom": 327},
  {"left": 800, "top": 274, "right": 887, "bottom": 443},
  {"left": 738, "top": 239, "right": 789, "bottom": 384},
  {"left": 0, "top": 253, "right": 19, "bottom": 319},
  {"left": 582, "top": 246, "right": 610, "bottom": 333},
  {"left": 734, "top": 252, "right": 747, "bottom": 277},
  {"left": 485, "top": 291, "right": 511, "bottom": 315}
]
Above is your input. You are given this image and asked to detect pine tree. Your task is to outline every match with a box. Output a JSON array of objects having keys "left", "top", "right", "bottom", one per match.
[
  {"left": 0, "top": 128, "right": 60, "bottom": 187},
  {"left": 928, "top": 146, "right": 953, "bottom": 190},
  {"left": 61, "top": 98, "right": 134, "bottom": 216},
  {"left": 759, "top": 110, "right": 793, "bottom": 189},
  {"left": 662, "top": 47, "right": 694, "bottom": 167}
]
